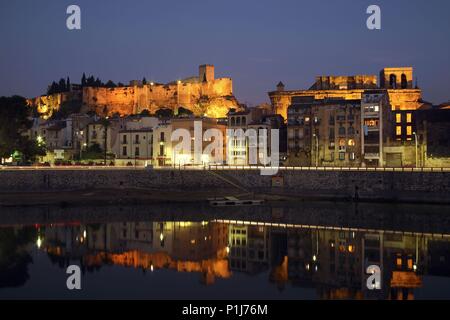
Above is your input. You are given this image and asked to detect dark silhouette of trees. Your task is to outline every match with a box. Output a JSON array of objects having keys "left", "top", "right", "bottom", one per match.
[{"left": 0, "top": 96, "right": 46, "bottom": 163}]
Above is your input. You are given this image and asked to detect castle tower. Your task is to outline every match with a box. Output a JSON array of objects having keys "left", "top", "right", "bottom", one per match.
[
  {"left": 199, "top": 64, "right": 215, "bottom": 82},
  {"left": 380, "top": 67, "right": 413, "bottom": 89}
]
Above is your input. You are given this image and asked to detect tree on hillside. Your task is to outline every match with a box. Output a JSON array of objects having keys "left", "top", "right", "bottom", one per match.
[
  {"left": 155, "top": 108, "right": 173, "bottom": 119},
  {"left": 105, "top": 80, "right": 117, "bottom": 88},
  {"left": 140, "top": 109, "right": 151, "bottom": 116},
  {"left": 177, "top": 106, "right": 193, "bottom": 117}
]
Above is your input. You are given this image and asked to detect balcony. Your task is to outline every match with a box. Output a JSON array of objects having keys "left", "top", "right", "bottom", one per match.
[{"left": 364, "top": 153, "right": 380, "bottom": 159}]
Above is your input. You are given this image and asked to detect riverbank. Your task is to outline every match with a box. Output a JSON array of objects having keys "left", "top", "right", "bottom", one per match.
[{"left": 0, "top": 168, "right": 449, "bottom": 205}]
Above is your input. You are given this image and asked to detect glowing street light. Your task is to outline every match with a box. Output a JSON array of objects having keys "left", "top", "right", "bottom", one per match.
[{"left": 36, "top": 236, "right": 42, "bottom": 248}]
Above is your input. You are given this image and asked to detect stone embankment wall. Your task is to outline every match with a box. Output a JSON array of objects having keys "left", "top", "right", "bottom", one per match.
[{"left": 1, "top": 169, "right": 449, "bottom": 204}]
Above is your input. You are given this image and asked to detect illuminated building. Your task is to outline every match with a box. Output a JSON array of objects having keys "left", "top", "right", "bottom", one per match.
[
  {"left": 360, "top": 91, "right": 390, "bottom": 167},
  {"left": 287, "top": 97, "right": 362, "bottom": 166},
  {"left": 227, "top": 108, "right": 286, "bottom": 165},
  {"left": 170, "top": 117, "right": 227, "bottom": 166}
]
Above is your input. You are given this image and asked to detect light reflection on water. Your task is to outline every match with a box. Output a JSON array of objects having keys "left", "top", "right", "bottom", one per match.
[{"left": 1, "top": 203, "right": 450, "bottom": 300}]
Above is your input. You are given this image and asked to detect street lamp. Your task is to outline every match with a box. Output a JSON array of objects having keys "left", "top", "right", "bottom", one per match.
[
  {"left": 75, "top": 131, "right": 84, "bottom": 160},
  {"left": 413, "top": 132, "right": 419, "bottom": 168},
  {"left": 312, "top": 134, "right": 319, "bottom": 167}
]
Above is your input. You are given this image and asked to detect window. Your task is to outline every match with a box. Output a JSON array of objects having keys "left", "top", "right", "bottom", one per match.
[
  {"left": 396, "top": 126, "right": 402, "bottom": 136},
  {"left": 338, "top": 127, "right": 346, "bottom": 136},
  {"left": 406, "top": 113, "right": 412, "bottom": 123},
  {"left": 160, "top": 132, "right": 165, "bottom": 142},
  {"left": 406, "top": 126, "right": 412, "bottom": 136},
  {"left": 135, "top": 147, "right": 140, "bottom": 157},
  {"left": 350, "top": 152, "right": 355, "bottom": 161},
  {"left": 231, "top": 117, "right": 235, "bottom": 126},
  {"left": 348, "top": 127, "right": 355, "bottom": 135},
  {"left": 159, "top": 145, "right": 164, "bottom": 156},
  {"left": 135, "top": 134, "right": 140, "bottom": 144},
  {"left": 329, "top": 116, "right": 335, "bottom": 125},
  {"left": 122, "top": 146, "right": 127, "bottom": 156},
  {"left": 242, "top": 117, "right": 246, "bottom": 125},
  {"left": 236, "top": 117, "right": 241, "bottom": 126},
  {"left": 339, "top": 152, "right": 345, "bottom": 161},
  {"left": 396, "top": 113, "right": 402, "bottom": 123},
  {"left": 122, "top": 135, "right": 127, "bottom": 144}
]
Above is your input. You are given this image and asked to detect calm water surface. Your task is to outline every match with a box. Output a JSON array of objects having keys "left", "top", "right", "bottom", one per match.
[{"left": 1, "top": 202, "right": 450, "bottom": 299}]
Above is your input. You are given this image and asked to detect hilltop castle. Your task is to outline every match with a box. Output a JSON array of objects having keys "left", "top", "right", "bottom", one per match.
[{"left": 28, "top": 65, "right": 240, "bottom": 119}]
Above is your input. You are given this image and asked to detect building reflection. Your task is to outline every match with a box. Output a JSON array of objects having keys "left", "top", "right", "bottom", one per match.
[{"left": 1, "top": 217, "right": 450, "bottom": 299}]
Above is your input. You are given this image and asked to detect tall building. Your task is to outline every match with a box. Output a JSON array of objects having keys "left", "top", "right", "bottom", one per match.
[
  {"left": 287, "top": 97, "right": 362, "bottom": 167},
  {"left": 360, "top": 91, "right": 390, "bottom": 167}
]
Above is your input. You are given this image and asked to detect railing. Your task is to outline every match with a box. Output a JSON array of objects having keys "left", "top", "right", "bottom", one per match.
[{"left": 1, "top": 164, "right": 450, "bottom": 172}]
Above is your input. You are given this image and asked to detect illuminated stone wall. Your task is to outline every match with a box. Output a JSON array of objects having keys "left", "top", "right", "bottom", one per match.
[
  {"left": 81, "top": 78, "right": 235, "bottom": 117},
  {"left": 27, "top": 91, "right": 82, "bottom": 119}
]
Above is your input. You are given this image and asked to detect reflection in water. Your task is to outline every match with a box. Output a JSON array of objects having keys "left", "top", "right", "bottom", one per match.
[{"left": 1, "top": 215, "right": 450, "bottom": 299}]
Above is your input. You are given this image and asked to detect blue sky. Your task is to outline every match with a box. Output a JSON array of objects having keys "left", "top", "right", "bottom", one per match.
[{"left": 1, "top": 0, "right": 449, "bottom": 104}]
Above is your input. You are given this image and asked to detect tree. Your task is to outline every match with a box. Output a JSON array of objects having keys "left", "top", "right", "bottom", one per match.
[
  {"left": 47, "top": 81, "right": 58, "bottom": 95},
  {"left": 87, "top": 76, "right": 95, "bottom": 86},
  {"left": 58, "top": 78, "right": 67, "bottom": 92},
  {"left": 81, "top": 73, "right": 87, "bottom": 86},
  {"left": 155, "top": 108, "right": 173, "bottom": 119},
  {"left": 105, "top": 80, "right": 117, "bottom": 88},
  {"left": 66, "top": 77, "right": 71, "bottom": 91},
  {"left": 95, "top": 78, "right": 102, "bottom": 87},
  {"left": 142, "top": 77, "right": 147, "bottom": 85},
  {"left": 177, "top": 106, "right": 193, "bottom": 117},
  {"left": 140, "top": 109, "right": 151, "bottom": 116},
  {"left": 0, "top": 96, "right": 45, "bottom": 162}
]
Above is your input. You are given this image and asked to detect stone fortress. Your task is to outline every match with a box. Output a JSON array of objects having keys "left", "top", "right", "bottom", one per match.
[{"left": 28, "top": 65, "right": 240, "bottom": 119}]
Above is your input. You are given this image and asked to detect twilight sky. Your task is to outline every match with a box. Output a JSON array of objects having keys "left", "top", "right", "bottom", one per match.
[{"left": 1, "top": 0, "right": 449, "bottom": 105}]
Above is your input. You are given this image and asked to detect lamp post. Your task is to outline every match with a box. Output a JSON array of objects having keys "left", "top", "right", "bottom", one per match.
[
  {"left": 413, "top": 132, "right": 419, "bottom": 168},
  {"left": 76, "top": 131, "right": 84, "bottom": 160},
  {"left": 312, "top": 134, "right": 319, "bottom": 167}
]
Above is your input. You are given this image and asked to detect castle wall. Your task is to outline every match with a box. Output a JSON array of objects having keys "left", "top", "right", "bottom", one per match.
[
  {"left": 29, "top": 65, "right": 236, "bottom": 119},
  {"left": 80, "top": 78, "right": 234, "bottom": 117}
]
